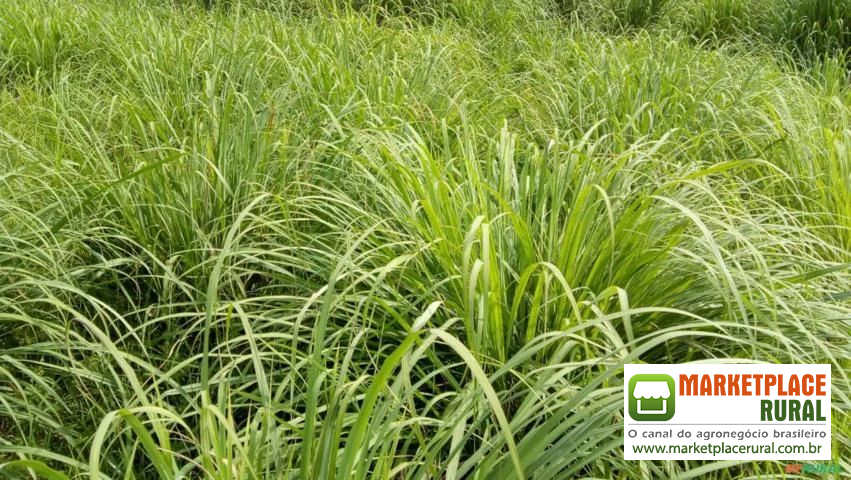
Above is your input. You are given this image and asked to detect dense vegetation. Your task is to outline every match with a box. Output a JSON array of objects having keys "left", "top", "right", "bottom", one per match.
[{"left": 1, "top": 0, "right": 849, "bottom": 478}]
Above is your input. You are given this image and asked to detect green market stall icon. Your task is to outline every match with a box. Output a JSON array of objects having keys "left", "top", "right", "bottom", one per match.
[{"left": 628, "top": 374, "right": 676, "bottom": 421}]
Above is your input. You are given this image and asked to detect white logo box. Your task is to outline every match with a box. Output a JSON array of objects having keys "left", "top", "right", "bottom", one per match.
[{"left": 624, "top": 364, "right": 832, "bottom": 460}]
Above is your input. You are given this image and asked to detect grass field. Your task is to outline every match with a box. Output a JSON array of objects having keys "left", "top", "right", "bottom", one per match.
[{"left": 0, "top": 0, "right": 849, "bottom": 478}]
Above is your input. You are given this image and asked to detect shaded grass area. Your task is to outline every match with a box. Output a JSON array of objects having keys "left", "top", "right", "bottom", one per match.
[
  {"left": 554, "top": 0, "right": 850, "bottom": 65},
  {"left": 0, "top": 0, "right": 849, "bottom": 478}
]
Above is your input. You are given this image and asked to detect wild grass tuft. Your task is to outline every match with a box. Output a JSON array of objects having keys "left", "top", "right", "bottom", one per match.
[
  {"left": 685, "top": 0, "right": 749, "bottom": 42},
  {"left": 0, "top": 0, "right": 849, "bottom": 479},
  {"left": 779, "top": 0, "right": 851, "bottom": 63}
]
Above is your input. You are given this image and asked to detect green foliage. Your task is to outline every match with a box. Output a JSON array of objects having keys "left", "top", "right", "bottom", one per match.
[
  {"left": 780, "top": 0, "right": 851, "bottom": 61},
  {"left": 0, "top": 0, "right": 849, "bottom": 479},
  {"left": 550, "top": 0, "right": 579, "bottom": 19},
  {"left": 685, "top": 0, "right": 749, "bottom": 41},
  {"left": 607, "top": 0, "right": 669, "bottom": 30}
]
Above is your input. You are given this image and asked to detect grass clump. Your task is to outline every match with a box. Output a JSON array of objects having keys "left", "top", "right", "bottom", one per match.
[
  {"left": 0, "top": 0, "right": 849, "bottom": 479},
  {"left": 684, "top": 0, "right": 750, "bottom": 41},
  {"left": 608, "top": 0, "right": 669, "bottom": 30},
  {"left": 779, "top": 0, "right": 851, "bottom": 62}
]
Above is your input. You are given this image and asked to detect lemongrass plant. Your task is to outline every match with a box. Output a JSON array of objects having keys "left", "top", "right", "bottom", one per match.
[{"left": 0, "top": 0, "right": 849, "bottom": 479}]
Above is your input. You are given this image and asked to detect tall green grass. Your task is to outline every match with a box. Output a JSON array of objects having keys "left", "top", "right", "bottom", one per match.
[
  {"left": 0, "top": 0, "right": 849, "bottom": 478},
  {"left": 780, "top": 0, "right": 851, "bottom": 60}
]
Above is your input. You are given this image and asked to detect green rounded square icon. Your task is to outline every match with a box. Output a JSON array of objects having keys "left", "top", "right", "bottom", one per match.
[{"left": 628, "top": 374, "right": 675, "bottom": 421}]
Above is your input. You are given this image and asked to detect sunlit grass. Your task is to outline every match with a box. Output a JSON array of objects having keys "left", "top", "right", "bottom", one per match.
[{"left": 0, "top": 0, "right": 849, "bottom": 478}]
